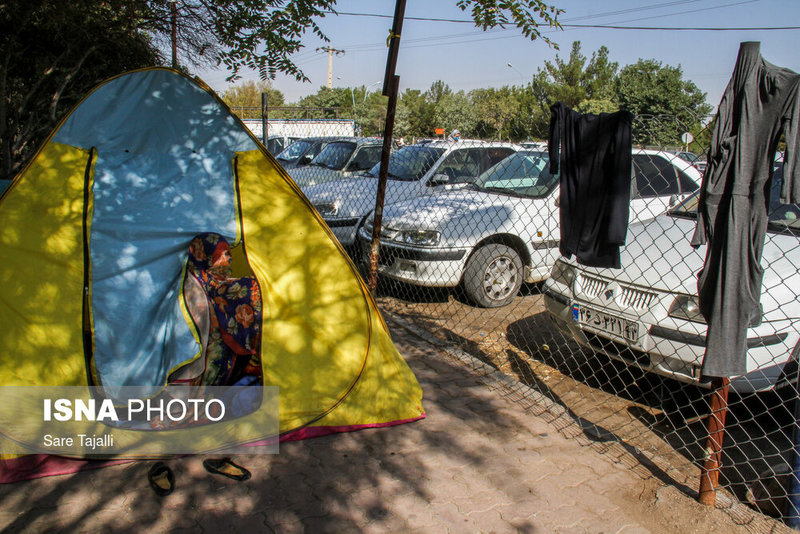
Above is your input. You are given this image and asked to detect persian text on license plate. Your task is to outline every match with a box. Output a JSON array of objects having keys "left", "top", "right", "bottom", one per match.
[{"left": 572, "top": 305, "right": 639, "bottom": 342}]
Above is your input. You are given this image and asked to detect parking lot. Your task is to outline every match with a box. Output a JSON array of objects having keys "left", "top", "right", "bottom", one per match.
[{"left": 373, "top": 281, "right": 799, "bottom": 521}]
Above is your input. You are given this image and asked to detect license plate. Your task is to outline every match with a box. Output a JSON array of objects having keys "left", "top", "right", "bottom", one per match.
[{"left": 573, "top": 305, "right": 639, "bottom": 342}]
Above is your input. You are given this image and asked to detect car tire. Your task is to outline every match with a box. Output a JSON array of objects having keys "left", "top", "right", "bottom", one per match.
[{"left": 463, "top": 244, "right": 523, "bottom": 308}]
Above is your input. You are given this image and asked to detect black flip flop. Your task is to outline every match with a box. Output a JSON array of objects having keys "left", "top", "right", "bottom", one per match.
[
  {"left": 147, "top": 462, "right": 175, "bottom": 497},
  {"left": 202, "top": 458, "right": 251, "bottom": 481}
]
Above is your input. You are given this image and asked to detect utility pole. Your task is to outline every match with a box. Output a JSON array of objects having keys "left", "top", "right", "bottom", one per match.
[
  {"left": 367, "top": 0, "right": 406, "bottom": 293},
  {"left": 316, "top": 46, "right": 345, "bottom": 88}
]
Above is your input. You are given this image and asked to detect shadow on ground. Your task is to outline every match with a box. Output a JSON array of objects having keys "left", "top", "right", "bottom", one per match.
[{"left": 0, "top": 332, "right": 541, "bottom": 532}]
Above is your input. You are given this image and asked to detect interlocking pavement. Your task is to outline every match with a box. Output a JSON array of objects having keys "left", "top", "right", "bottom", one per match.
[{"left": 0, "top": 318, "right": 786, "bottom": 533}]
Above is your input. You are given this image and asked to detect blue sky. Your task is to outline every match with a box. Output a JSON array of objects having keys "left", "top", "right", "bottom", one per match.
[{"left": 199, "top": 0, "right": 800, "bottom": 110}]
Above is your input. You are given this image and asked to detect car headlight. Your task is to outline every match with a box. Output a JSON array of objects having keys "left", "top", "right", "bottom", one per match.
[
  {"left": 550, "top": 259, "right": 575, "bottom": 288},
  {"left": 396, "top": 229, "right": 440, "bottom": 246},
  {"left": 667, "top": 296, "right": 762, "bottom": 327},
  {"left": 314, "top": 202, "right": 338, "bottom": 217},
  {"left": 668, "top": 295, "right": 705, "bottom": 324}
]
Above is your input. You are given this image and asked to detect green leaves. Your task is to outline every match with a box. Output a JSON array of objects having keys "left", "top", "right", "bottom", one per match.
[
  {"left": 455, "top": 0, "right": 563, "bottom": 47},
  {"left": 616, "top": 59, "right": 713, "bottom": 146}
]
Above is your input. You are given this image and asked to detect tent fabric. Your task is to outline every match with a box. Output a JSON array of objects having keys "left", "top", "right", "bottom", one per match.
[{"left": 0, "top": 68, "right": 424, "bottom": 481}]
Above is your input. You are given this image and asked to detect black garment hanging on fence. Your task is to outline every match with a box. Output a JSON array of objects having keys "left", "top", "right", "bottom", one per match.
[
  {"left": 548, "top": 102, "right": 634, "bottom": 269},
  {"left": 691, "top": 41, "right": 800, "bottom": 378}
]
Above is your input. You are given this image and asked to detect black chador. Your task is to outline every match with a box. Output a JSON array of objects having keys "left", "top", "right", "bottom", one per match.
[{"left": 548, "top": 103, "right": 634, "bottom": 269}]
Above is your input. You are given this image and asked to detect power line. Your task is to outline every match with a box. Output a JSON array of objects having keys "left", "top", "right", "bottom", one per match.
[
  {"left": 325, "top": 3, "right": 799, "bottom": 33},
  {"left": 565, "top": 24, "right": 800, "bottom": 31}
]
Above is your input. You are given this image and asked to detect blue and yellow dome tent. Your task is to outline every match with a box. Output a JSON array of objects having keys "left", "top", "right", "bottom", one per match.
[{"left": 0, "top": 68, "right": 424, "bottom": 481}]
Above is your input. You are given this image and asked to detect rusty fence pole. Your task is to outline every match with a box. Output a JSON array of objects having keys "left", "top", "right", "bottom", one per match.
[
  {"left": 368, "top": 75, "right": 399, "bottom": 292},
  {"left": 697, "top": 376, "right": 731, "bottom": 506},
  {"left": 368, "top": 0, "right": 406, "bottom": 293}
]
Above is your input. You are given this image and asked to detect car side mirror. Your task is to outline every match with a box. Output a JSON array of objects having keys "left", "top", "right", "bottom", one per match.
[
  {"left": 299, "top": 155, "right": 313, "bottom": 166},
  {"left": 429, "top": 173, "right": 450, "bottom": 186},
  {"left": 668, "top": 194, "right": 679, "bottom": 207}
]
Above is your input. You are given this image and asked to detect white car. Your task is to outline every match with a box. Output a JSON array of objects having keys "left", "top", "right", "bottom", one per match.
[
  {"left": 542, "top": 163, "right": 800, "bottom": 393},
  {"left": 303, "top": 140, "right": 519, "bottom": 248},
  {"left": 356, "top": 149, "right": 703, "bottom": 308},
  {"left": 287, "top": 137, "right": 386, "bottom": 188}
]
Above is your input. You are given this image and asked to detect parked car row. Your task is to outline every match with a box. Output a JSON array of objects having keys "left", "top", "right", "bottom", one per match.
[
  {"left": 297, "top": 139, "right": 703, "bottom": 308},
  {"left": 282, "top": 136, "right": 799, "bottom": 393}
]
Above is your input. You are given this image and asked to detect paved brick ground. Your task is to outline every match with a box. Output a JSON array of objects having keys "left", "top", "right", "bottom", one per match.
[{"left": 0, "top": 319, "right": 786, "bottom": 533}]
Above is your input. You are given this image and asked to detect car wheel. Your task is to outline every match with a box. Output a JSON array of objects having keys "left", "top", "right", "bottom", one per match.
[{"left": 463, "top": 244, "right": 523, "bottom": 308}]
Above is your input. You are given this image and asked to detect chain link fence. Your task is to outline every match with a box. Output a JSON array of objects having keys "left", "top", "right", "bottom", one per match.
[{"left": 258, "top": 110, "right": 800, "bottom": 529}]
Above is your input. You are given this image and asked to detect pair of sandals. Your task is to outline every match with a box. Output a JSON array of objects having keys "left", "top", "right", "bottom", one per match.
[{"left": 147, "top": 458, "right": 251, "bottom": 496}]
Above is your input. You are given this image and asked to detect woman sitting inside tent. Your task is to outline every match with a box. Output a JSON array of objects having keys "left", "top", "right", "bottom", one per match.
[
  {"left": 148, "top": 233, "right": 263, "bottom": 496},
  {"left": 185, "top": 232, "right": 263, "bottom": 387}
]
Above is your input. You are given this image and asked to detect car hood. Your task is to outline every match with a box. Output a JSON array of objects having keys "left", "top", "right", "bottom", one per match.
[
  {"left": 600, "top": 215, "right": 706, "bottom": 294},
  {"left": 574, "top": 214, "right": 800, "bottom": 314},
  {"left": 303, "top": 177, "right": 421, "bottom": 218},
  {"left": 380, "top": 188, "right": 544, "bottom": 231}
]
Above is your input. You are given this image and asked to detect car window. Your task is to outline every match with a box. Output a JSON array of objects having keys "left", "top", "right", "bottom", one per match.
[
  {"left": 267, "top": 138, "right": 284, "bottom": 154},
  {"left": 277, "top": 140, "right": 314, "bottom": 162},
  {"left": 311, "top": 141, "right": 357, "bottom": 170},
  {"left": 483, "top": 148, "right": 516, "bottom": 172},
  {"left": 367, "top": 145, "right": 446, "bottom": 181},
  {"left": 632, "top": 154, "right": 681, "bottom": 198},
  {"left": 678, "top": 169, "right": 700, "bottom": 194},
  {"left": 346, "top": 146, "right": 383, "bottom": 172},
  {"left": 768, "top": 163, "right": 800, "bottom": 233},
  {"left": 474, "top": 151, "right": 558, "bottom": 198},
  {"left": 671, "top": 162, "right": 800, "bottom": 233},
  {"left": 435, "top": 148, "right": 484, "bottom": 183}
]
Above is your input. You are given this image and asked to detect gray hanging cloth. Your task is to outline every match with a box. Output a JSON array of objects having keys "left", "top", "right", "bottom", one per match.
[
  {"left": 691, "top": 41, "right": 800, "bottom": 378},
  {"left": 548, "top": 102, "right": 633, "bottom": 269}
]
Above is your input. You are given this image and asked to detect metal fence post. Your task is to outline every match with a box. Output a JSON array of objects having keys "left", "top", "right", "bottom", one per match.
[
  {"left": 786, "top": 374, "right": 800, "bottom": 526},
  {"left": 368, "top": 0, "right": 406, "bottom": 293},
  {"left": 261, "top": 93, "right": 268, "bottom": 146},
  {"left": 698, "top": 377, "right": 731, "bottom": 506},
  {"left": 368, "top": 75, "right": 399, "bottom": 292}
]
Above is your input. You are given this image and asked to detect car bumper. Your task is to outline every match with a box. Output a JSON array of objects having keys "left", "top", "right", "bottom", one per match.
[
  {"left": 323, "top": 217, "right": 360, "bottom": 246},
  {"left": 356, "top": 230, "right": 467, "bottom": 287},
  {"left": 542, "top": 282, "right": 797, "bottom": 394}
]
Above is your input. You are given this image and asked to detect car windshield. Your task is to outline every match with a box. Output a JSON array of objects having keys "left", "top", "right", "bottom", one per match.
[
  {"left": 471, "top": 151, "right": 558, "bottom": 198},
  {"left": 365, "top": 145, "right": 446, "bottom": 181},
  {"left": 670, "top": 162, "right": 800, "bottom": 234},
  {"left": 276, "top": 140, "right": 314, "bottom": 162},
  {"left": 310, "top": 141, "right": 356, "bottom": 170},
  {"left": 675, "top": 151, "right": 699, "bottom": 163}
]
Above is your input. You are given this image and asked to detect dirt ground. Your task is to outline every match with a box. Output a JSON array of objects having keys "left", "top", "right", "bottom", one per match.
[{"left": 373, "top": 279, "right": 798, "bottom": 531}]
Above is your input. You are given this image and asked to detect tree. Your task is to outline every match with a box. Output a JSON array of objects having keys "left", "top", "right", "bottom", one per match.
[
  {"left": 457, "top": 0, "right": 562, "bottom": 48},
  {"left": 2, "top": 1, "right": 563, "bottom": 178},
  {"left": 0, "top": 1, "right": 161, "bottom": 180},
  {"left": 165, "top": 0, "right": 562, "bottom": 82},
  {"left": 434, "top": 91, "right": 477, "bottom": 138},
  {"left": 471, "top": 87, "right": 522, "bottom": 140},
  {"left": 395, "top": 89, "right": 434, "bottom": 140},
  {"left": 528, "top": 41, "right": 619, "bottom": 135},
  {"left": 531, "top": 41, "right": 618, "bottom": 109},
  {"left": 425, "top": 81, "right": 453, "bottom": 107},
  {"left": 616, "top": 59, "right": 712, "bottom": 146},
  {"left": 220, "top": 80, "right": 284, "bottom": 119}
]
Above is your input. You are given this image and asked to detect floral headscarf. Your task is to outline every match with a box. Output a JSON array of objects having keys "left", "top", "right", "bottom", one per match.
[{"left": 186, "top": 233, "right": 262, "bottom": 385}]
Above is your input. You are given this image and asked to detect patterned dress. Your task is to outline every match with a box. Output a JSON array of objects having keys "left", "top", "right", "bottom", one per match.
[{"left": 186, "top": 233, "right": 263, "bottom": 386}]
